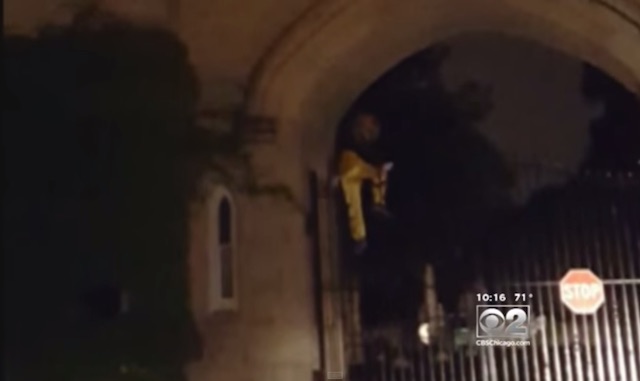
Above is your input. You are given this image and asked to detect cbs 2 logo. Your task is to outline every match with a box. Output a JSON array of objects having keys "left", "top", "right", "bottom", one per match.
[{"left": 476, "top": 306, "right": 530, "bottom": 338}]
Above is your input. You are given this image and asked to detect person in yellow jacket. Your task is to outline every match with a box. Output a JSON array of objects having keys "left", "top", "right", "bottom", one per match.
[{"left": 337, "top": 113, "right": 393, "bottom": 254}]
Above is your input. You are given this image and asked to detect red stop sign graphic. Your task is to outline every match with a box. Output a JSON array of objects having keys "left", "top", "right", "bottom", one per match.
[{"left": 559, "top": 269, "right": 605, "bottom": 314}]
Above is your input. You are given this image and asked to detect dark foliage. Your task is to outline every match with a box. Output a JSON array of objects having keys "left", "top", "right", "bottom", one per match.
[
  {"left": 581, "top": 64, "right": 640, "bottom": 171},
  {"left": 3, "top": 10, "right": 217, "bottom": 381}
]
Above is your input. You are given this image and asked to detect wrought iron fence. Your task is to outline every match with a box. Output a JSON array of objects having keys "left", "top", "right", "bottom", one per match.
[{"left": 337, "top": 168, "right": 640, "bottom": 381}]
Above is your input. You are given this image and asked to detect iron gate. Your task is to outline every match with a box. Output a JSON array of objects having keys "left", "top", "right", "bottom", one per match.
[{"left": 337, "top": 169, "right": 640, "bottom": 381}]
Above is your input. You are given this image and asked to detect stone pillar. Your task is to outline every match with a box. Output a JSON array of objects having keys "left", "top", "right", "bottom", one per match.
[{"left": 315, "top": 173, "right": 348, "bottom": 380}]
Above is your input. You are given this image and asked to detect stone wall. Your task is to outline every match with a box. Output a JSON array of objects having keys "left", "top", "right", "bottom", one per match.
[{"left": 186, "top": 141, "right": 320, "bottom": 381}]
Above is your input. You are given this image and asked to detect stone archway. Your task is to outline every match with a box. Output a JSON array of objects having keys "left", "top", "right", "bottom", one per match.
[
  {"left": 246, "top": 0, "right": 640, "bottom": 172},
  {"left": 237, "top": 2, "right": 639, "bottom": 378}
]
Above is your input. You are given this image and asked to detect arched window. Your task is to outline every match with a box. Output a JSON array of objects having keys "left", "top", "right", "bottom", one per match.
[{"left": 207, "top": 187, "right": 237, "bottom": 312}]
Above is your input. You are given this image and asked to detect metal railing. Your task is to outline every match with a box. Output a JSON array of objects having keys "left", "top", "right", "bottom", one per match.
[{"left": 339, "top": 168, "right": 640, "bottom": 381}]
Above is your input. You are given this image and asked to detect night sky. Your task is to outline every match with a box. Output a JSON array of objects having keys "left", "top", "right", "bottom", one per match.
[{"left": 443, "top": 33, "right": 596, "bottom": 172}]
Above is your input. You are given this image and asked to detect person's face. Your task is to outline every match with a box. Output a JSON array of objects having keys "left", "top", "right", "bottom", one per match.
[{"left": 353, "top": 114, "right": 380, "bottom": 144}]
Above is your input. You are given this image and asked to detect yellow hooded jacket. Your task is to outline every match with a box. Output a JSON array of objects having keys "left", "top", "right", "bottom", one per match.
[{"left": 338, "top": 149, "right": 388, "bottom": 242}]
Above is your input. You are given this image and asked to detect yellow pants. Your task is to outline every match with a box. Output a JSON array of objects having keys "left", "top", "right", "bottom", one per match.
[{"left": 339, "top": 150, "right": 387, "bottom": 242}]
